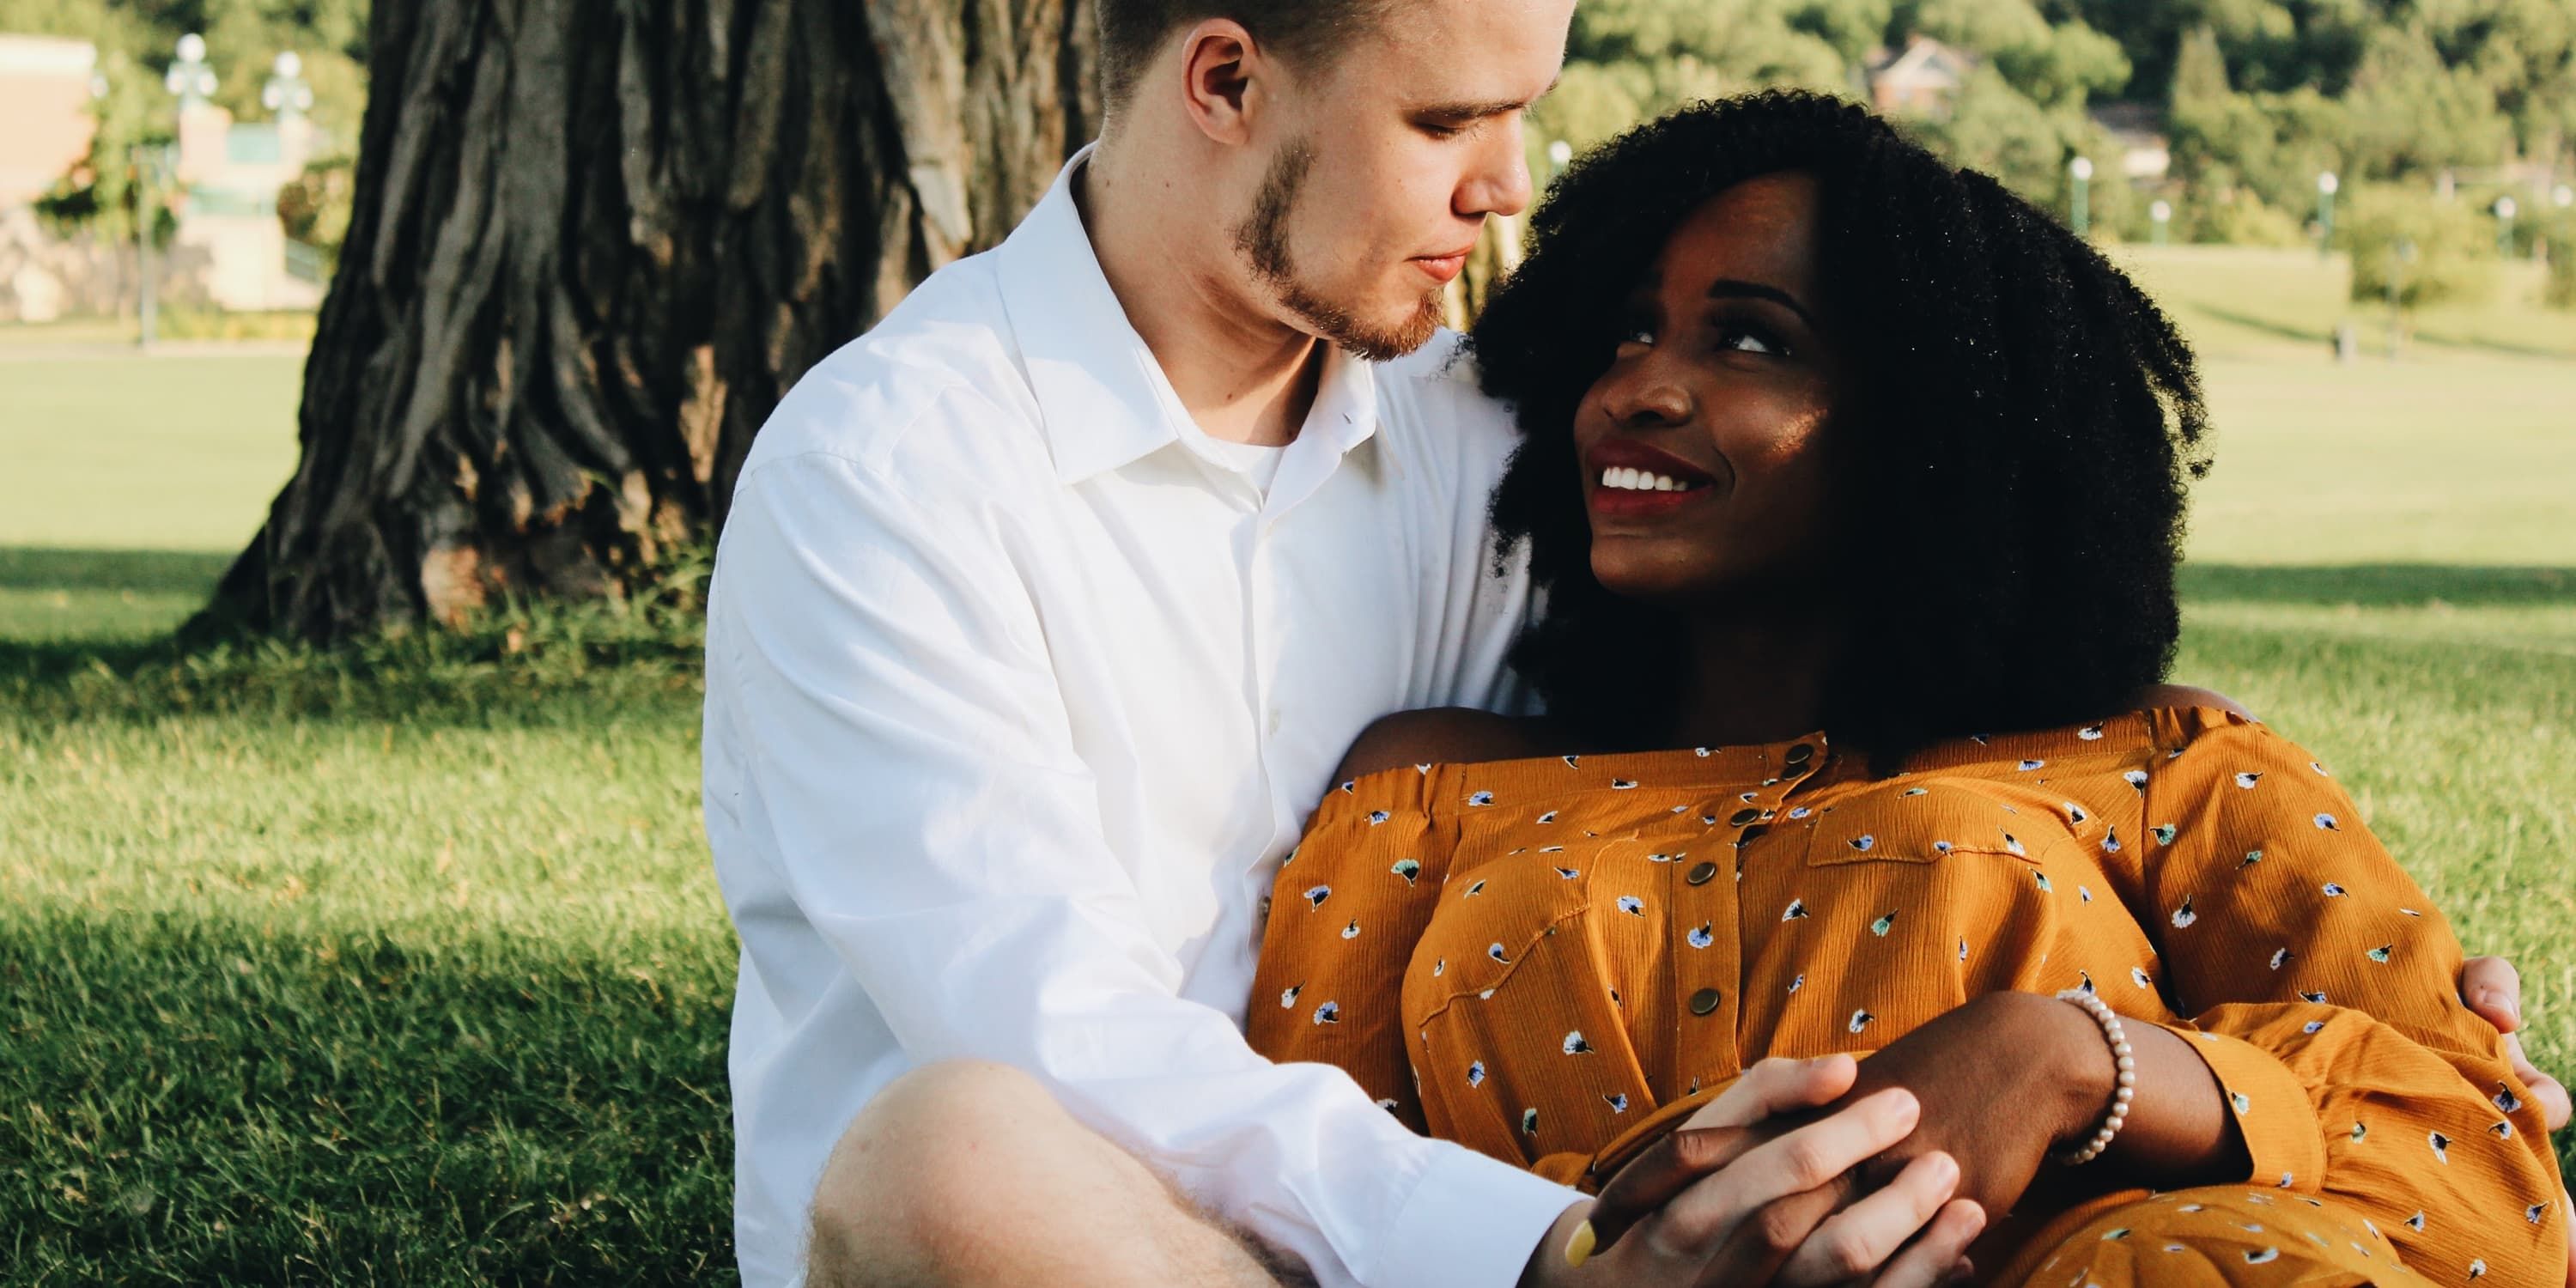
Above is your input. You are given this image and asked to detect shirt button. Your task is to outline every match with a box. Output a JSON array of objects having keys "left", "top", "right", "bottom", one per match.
[
  {"left": 1728, "top": 807, "right": 1762, "bottom": 826},
  {"left": 1785, "top": 743, "right": 1816, "bottom": 768},
  {"left": 1686, "top": 860, "right": 1720, "bottom": 885},
  {"left": 1689, "top": 987, "right": 1723, "bottom": 1016}
]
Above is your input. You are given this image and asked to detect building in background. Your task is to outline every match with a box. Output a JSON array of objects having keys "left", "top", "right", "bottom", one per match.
[
  {"left": 2090, "top": 102, "right": 2172, "bottom": 184},
  {"left": 173, "top": 90, "right": 326, "bottom": 313},
  {"left": 1867, "top": 35, "right": 1977, "bottom": 120},
  {"left": 0, "top": 30, "right": 322, "bottom": 323},
  {"left": 0, "top": 34, "right": 99, "bottom": 212}
]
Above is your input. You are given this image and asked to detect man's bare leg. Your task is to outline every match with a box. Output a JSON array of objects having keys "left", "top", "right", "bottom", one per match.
[{"left": 807, "top": 1060, "right": 1309, "bottom": 1288}]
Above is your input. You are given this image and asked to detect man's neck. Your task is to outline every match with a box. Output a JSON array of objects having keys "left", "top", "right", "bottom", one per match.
[{"left": 1079, "top": 141, "right": 1327, "bottom": 448}]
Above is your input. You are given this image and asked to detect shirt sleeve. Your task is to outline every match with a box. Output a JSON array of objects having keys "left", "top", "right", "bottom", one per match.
[
  {"left": 2135, "top": 711, "right": 2566, "bottom": 1285},
  {"left": 708, "top": 445, "right": 1577, "bottom": 1288}
]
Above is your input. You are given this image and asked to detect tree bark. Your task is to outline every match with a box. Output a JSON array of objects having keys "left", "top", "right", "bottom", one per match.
[{"left": 202, "top": 0, "right": 1098, "bottom": 639}]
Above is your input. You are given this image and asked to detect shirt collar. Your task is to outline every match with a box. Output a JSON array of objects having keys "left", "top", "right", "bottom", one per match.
[{"left": 994, "top": 145, "right": 1393, "bottom": 489}]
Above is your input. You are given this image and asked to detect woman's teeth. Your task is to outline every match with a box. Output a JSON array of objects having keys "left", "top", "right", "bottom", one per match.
[{"left": 1598, "top": 466, "right": 1700, "bottom": 493}]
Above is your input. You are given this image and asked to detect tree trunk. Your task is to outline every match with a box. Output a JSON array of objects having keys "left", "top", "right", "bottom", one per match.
[{"left": 201, "top": 0, "right": 1099, "bottom": 640}]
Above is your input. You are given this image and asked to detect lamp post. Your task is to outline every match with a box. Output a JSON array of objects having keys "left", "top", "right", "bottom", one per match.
[
  {"left": 146, "top": 33, "right": 216, "bottom": 350},
  {"left": 2316, "top": 171, "right": 2338, "bottom": 256},
  {"left": 263, "top": 50, "right": 313, "bottom": 125},
  {"left": 2494, "top": 196, "right": 2517, "bottom": 258},
  {"left": 2149, "top": 198, "right": 2171, "bottom": 246},
  {"left": 165, "top": 33, "right": 216, "bottom": 108},
  {"left": 2386, "top": 237, "right": 2414, "bottom": 361},
  {"left": 2068, "top": 155, "right": 2093, "bottom": 238}
]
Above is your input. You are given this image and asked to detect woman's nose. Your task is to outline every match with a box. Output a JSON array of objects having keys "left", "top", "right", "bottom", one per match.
[{"left": 1598, "top": 357, "right": 1692, "bottom": 430}]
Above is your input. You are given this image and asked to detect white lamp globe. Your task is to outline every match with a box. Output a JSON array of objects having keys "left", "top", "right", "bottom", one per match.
[
  {"left": 2496, "top": 197, "right": 2517, "bottom": 220},
  {"left": 2150, "top": 199, "right": 2172, "bottom": 221},
  {"left": 2318, "top": 172, "right": 2338, "bottom": 195},
  {"left": 1546, "top": 140, "right": 1572, "bottom": 168},
  {"left": 276, "top": 51, "right": 303, "bottom": 78},
  {"left": 177, "top": 33, "right": 207, "bottom": 64},
  {"left": 2069, "top": 156, "right": 2093, "bottom": 181}
]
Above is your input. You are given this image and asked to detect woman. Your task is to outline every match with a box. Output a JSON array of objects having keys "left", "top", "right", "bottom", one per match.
[{"left": 1244, "top": 92, "right": 2566, "bottom": 1286}]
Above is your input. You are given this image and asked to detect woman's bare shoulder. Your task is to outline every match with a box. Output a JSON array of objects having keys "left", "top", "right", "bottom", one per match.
[{"left": 1334, "top": 708, "right": 1564, "bottom": 783}]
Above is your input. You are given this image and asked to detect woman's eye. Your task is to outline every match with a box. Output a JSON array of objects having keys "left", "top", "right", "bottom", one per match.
[
  {"left": 1619, "top": 325, "right": 1656, "bottom": 347},
  {"left": 1717, "top": 325, "right": 1786, "bottom": 356}
]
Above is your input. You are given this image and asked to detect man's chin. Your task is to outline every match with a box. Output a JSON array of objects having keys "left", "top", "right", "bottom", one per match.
[{"left": 1287, "top": 288, "right": 1448, "bottom": 363}]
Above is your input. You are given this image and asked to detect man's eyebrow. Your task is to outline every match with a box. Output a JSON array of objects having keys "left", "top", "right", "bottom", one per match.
[
  {"left": 1708, "top": 278, "right": 1819, "bottom": 327},
  {"left": 1414, "top": 75, "right": 1561, "bottom": 124}
]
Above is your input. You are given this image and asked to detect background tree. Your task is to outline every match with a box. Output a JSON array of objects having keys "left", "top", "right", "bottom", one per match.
[{"left": 194, "top": 0, "right": 1098, "bottom": 639}]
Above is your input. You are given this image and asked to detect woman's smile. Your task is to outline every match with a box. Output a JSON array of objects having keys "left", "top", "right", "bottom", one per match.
[{"left": 1585, "top": 439, "right": 1722, "bottom": 520}]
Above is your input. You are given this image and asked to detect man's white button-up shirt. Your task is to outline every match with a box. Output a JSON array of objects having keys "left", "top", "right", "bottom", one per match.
[{"left": 704, "top": 153, "right": 1577, "bottom": 1288}]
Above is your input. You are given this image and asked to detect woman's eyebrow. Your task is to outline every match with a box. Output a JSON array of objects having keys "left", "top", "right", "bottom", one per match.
[{"left": 1707, "top": 278, "right": 1818, "bottom": 327}]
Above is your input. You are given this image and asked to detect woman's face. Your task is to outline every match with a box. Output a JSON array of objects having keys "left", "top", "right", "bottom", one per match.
[{"left": 1573, "top": 172, "right": 1841, "bottom": 608}]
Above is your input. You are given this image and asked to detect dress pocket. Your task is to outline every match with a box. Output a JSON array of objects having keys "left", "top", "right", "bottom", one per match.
[{"left": 1799, "top": 779, "right": 2075, "bottom": 867}]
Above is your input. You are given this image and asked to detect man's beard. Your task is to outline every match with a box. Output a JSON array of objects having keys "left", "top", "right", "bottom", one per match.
[{"left": 1235, "top": 139, "right": 1447, "bottom": 362}]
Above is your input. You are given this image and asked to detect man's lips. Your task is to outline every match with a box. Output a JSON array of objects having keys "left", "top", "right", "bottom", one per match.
[{"left": 1412, "top": 246, "right": 1477, "bottom": 284}]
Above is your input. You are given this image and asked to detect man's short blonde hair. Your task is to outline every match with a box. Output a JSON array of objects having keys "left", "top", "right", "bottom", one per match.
[{"left": 1096, "top": 1, "right": 1392, "bottom": 118}]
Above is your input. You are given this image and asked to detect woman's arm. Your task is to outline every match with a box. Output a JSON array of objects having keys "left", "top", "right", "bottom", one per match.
[{"left": 2135, "top": 712, "right": 2567, "bottom": 1283}]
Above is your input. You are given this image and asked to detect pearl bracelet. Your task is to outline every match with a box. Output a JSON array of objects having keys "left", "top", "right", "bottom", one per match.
[{"left": 2055, "top": 987, "right": 2137, "bottom": 1166}]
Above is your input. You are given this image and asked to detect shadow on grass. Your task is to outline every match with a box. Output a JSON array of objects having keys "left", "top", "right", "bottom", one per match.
[
  {"left": 2186, "top": 303, "right": 2576, "bottom": 361},
  {"left": 2182, "top": 563, "right": 2576, "bottom": 608},
  {"left": 1, "top": 544, "right": 710, "bottom": 726},
  {"left": 0, "top": 546, "right": 235, "bottom": 595},
  {"left": 2185, "top": 303, "right": 2337, "bottom": 347},
  {"left": 0, "top": 909, "right": 736, "bottom": 1285}
]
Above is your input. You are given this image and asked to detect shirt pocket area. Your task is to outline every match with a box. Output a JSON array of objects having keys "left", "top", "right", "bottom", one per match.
[{"left": 1799, "top": 779, "right": 2080, "bottom": 868}]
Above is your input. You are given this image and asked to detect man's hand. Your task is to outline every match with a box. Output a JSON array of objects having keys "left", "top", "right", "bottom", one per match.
[
  {"left": 1520, "top": 1057, "right": 1983, "bottom": 1288},
  {"left": 2460, "top": 956, "right": 2573, "bottom": 1288},
  {"left": 2462, "top": 956, "right": 2571, "bottom": 1129}
]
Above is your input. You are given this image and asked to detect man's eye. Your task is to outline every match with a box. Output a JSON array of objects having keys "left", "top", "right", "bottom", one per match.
[{"left": 1418, "top": 121, "right": 1464, "bottom": 140}]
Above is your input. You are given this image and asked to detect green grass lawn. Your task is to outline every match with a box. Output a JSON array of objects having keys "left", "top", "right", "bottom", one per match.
[{"left": 3, "top": 254, "right": 2574, "bottom": 1284}]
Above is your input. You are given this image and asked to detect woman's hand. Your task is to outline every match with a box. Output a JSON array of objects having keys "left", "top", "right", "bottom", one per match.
[
  {"left": 1820, "top": 993, "right": 2248, "bottom": 1221},
  {"left": 1521, "top": 1056, "right": 1984, "bottom": 1287}
]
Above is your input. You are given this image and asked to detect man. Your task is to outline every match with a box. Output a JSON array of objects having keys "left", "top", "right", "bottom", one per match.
[{"left": 704, "top": 3, "right": 2570, "bottom": 1285}]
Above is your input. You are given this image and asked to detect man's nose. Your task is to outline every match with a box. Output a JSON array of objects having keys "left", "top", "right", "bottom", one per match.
[{"left": 1457, "top": 121, "right": 1535, "bottom": 220}]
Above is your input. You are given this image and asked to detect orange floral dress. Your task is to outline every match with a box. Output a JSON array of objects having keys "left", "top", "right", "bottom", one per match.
[{"left": 1247, "top": 708, "right": 2567, "bottom": 1286}]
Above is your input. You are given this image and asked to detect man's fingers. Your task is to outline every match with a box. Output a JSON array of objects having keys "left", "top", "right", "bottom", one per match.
[
  {"left": 2504, "top": 1032, "right": 2573, "bottom": 1132},
  {"left": 2462, "top": 956, "right": 2524, "bottom": 1035},
  {"left": 1864, "top": 1198, "right": 1988, "bottom": 1288},
  {"left": 1686, "top": 1180, "right": 1844, "bottom": 1288},
  {"left": 1588, "top": 1124, "right": 1765, "bottom": 1251},
  {"left": 1693, "top": 1054, "right": 1862, "bottom": 1130},
  {"left": 1638, "top": 1088, "right": 1922, "bottom": 1258},
  {"left": 1773, "top": 1151, "right": 1965, "bottom": 1286}
]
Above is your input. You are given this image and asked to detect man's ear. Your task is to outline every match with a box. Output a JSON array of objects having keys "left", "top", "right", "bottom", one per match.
[{"left": 1176, "top": 20, "right": 1266, "bottom": 146}]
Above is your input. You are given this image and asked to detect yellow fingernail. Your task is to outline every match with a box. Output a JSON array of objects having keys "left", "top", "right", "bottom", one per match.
[{"left": 1565, "top": 1220, "right": 1597, "bottom": 1268}]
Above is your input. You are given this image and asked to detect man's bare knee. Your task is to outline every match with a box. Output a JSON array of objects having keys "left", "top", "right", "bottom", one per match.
[{"left": 810, "top": 1061, "right": 1063, "bottom": 1267}]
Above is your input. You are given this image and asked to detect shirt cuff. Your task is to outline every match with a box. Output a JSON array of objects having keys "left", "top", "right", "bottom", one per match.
[
  {"left": 1368, "top": 1146, "right": 1580, "bottom": 1288},
  {"left": 2158, "top": 1022, "right": 2329, "bottom": 1192}
]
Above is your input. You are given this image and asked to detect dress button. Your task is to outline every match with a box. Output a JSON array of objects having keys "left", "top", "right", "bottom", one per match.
[
  {"left": 1689, "top": 987, "right": 1723, "bottom": 1016},
  {"left": 1686, "top": 860, "right": 1719, "bottom": 885},
  {"left": 1728, "top": 807, "right": 1762, "bottom": 827},
  {"left": 1785, "top": 743, "right": 1816, "bottom": 766}
]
